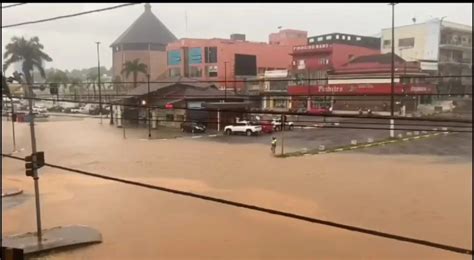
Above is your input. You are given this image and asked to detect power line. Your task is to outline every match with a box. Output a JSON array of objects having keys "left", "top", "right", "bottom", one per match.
[
  {"left": 2, "top": 3, "right": 26, "bottom": 9},
  {"left": 1, "top": 3, "right": 141, "bottom": 29},
  {"left": 1, "top": 153, "right": 472, "bottom": 256},
  {"left": 8, "top": 95, "right": 473, "bottom": 124}
]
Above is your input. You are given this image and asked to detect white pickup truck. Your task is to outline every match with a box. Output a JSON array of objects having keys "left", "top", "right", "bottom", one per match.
[
  {"left": 224, "top": 121, "right": 262, "bottom": 136},
  {"left": 272, "top": 117, "right": 294, "bottom": 131}
]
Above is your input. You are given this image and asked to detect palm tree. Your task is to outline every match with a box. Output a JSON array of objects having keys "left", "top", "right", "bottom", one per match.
[
  {"left": 121, "top": 58, "right": 148, "bottom": 89},
  {"left": 3, "top": 36, "right": 52, "bottom": 97}
]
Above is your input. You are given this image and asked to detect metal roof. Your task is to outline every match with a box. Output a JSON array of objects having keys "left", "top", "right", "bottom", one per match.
[{"left": 110, "top": 3, "right": 177, "bottom": 47}]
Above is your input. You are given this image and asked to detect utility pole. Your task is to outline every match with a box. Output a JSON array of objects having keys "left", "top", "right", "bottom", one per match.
[
  {"left": 26, "top": 75, "right": 43, "bottom": 242},
  {"left": 280, "top": 114, "right": 285, "bottom": 155},
  {"left": 147, "top": 74, "right": 151, "bottom": 139},
  {"left": 389, "top": 3, "right": 397, "bottom": 138},
  {"left": 96, "top": 42, "right": 103, "bottom": 124},
  {"left": 224, "top": 61, "right": 228, "bottom": 101}
]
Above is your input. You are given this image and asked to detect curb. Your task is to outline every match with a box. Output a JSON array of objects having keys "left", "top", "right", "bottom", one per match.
[{"left": 277, "top": 131, "right": 448, "bottom": 158}]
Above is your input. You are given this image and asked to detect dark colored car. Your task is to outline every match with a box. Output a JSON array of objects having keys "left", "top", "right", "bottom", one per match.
[{"left": 181, "top": 122, "right": 206, "bottom": 133}]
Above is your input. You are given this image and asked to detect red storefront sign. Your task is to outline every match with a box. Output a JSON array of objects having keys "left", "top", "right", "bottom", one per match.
[{"left": 288, "top": 83, "right": 436, "bottom": 95}]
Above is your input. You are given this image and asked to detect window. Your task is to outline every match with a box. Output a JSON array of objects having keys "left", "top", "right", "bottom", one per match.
[
  {"left": 341, "top": 35, "right": 346, "bottom": 40},
  {"left": 399, "top": 37, "right": 415, "bottom": 48},
  {"left": 166, "top": 114, "right": 174, "bottom": 121},
  {"left": 335, "top": 35, "right": 340, "bottom": 39},
  {"left": 356, "top": 37, "right": 362, "bottom": 41},
  {"left": 347, "top": 36, "right": 351, "bottom": 40},
  {"left": 326, "top": 35, "right": 332, "bottom": 40},
  {"left": 206, "top": 65, "right": 218, "bottom": 77},
  {"left": 188, "top": 47, "right": 202, "bottom": 64},
  {"left": 383, "top": 40, "right": 391, "bottom": 48},
  {"left": 204, "top": 47, "right": 218, "bottom": 63},
  {"left": 309, "top": 38, "right": 315, "bottom": 43},
  {"left": 189, "top": 66, "right": 203, "bottom": 78},
  {"left": 317, "top": 37, "right": 323, "bottom": 41},
  {"left": 273, "top": 99, "right": 288, "bottom": 109},
  {"left": 168, "top": 68, "right": 181, "bottom": 78},
  {"left": 167, "top": 50, "right": 182, "bottom": 65}
]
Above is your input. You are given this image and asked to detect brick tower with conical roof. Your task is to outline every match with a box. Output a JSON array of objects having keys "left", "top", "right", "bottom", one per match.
[{"left": 111, "top": 3, "right": 177, "bottom": 86}]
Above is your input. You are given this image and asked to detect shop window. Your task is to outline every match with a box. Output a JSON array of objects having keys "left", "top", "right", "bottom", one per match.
[
  {"left": 168, "top": 68, "right": 181, "bottom": 78},
  {"left": 166, "top": 114, "right": 174, "bottom": 121},
  {"left": 189, "top": 66, "right": 203, "bottom": 78},
  {"left": 206, "top": 65, "right": 218, "bottom": 77},
  {"left": 273, "top": 99, "right": 288, "bottom": 108}
]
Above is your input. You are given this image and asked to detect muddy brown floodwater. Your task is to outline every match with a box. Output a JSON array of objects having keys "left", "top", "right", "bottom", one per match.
[{"left": 2, "top": 118, "right": 472, "bottom": 259}]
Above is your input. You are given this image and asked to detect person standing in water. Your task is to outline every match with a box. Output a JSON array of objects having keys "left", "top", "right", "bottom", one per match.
[{"left": 271, "top": 136, "right": 277, "bottom": 155}]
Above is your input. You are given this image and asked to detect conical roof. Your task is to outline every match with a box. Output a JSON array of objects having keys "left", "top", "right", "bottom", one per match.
[{"left": 111, "top": 3, "right": 177, "bottom": 47}]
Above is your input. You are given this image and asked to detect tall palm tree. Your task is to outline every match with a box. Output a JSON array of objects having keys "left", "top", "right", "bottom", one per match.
[
  {"left": 3, "top": 36, "right": 52, "bottom": 97},
  {"left": 121, "top": 58, "right": 148, "bottom": 89}
]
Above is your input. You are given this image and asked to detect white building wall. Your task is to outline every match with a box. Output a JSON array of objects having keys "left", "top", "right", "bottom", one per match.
[{"left": 380, "top": 19, "right": 441, "bottom": 62}]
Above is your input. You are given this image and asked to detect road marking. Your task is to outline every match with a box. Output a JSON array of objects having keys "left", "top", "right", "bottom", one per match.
[
  {"left": 413, "top": 136, "right": 420, "bottom": 139},
  {"left": 208, "top": 134, "right": 217, "bottom": 137},
  {"left": 402, "top": 138, "right": 410, "bottom": 141},
  {"left": 192, "top": 136, "right": 203, "bottom": 139},
  {"left": 334, "top": 148, "right": 344, "bottom": 152}
]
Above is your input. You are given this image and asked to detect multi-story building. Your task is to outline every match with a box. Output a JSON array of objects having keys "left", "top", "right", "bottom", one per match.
[
  {"left": 289, "top": 33, "right": 381, "bottom": 109},
  {"left": 110, "top": 3, "right": 177, "bottom": 85},
  {"left": 380, "top": 18, "right": 472, "bottom": 96},
  {"left": 288, "top": 53, "right": 436, "bottom": 114},
  {"left": 165, "top": 29, "right": 307, "bottom": 92}
]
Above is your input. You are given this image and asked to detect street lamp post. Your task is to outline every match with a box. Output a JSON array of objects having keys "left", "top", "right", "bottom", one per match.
[
  {"left": 389, "top": 3, "right": 397, "bottom": 138},
  {"left": 147, "top": 74, "right": 151, "bottom": 139},
  {"left": 224, "top": 61, "right": 228, "bottom": 101},
  {"left": 96, "top": 42, "right": 103, "bottom": 124}
]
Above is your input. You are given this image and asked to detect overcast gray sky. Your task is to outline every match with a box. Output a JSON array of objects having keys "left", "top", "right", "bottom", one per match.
[{"left": 2, "top": 3, "right": 472, "bottom": 75}]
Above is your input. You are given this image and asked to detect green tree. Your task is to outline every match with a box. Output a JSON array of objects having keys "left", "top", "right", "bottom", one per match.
[
  {"left": 46, "top": 69, "right": 69, "bottom": 95},
  {"left": 3, "top": 36, "right": 52, "bottom": 96},
  {"left": 86, "top": 72, "right": 98, "bottom": 99},
  {"left": 121, "top": 58, "right": 148, "bottom": 89}
]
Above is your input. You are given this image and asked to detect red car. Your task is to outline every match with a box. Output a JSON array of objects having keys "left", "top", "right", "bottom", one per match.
[{"left": 260, "top": 120, "right": 274, "bottom": 133}]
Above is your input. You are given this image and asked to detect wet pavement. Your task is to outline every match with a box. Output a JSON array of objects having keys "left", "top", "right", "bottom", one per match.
[{"left": 2, "top": 118, "right": 472, "bottom": 259}]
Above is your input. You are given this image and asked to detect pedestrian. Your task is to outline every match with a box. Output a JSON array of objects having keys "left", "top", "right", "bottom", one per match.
[{"left": 271, "top": 136, "right": 277, "bottom": 155}]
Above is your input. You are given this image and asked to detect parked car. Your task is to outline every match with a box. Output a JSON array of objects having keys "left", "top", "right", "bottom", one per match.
[
  {"left": 47, "top": 105, "right": 64, "bottom": 112},
  {"left": 181, "top": 122, "right": 206, "bottom": 133},
  {"left": 271, "top": 117, "right": 294, "bottom": 131},
  {"left": 70, "top": 107, "right": 82, "bottom": 113},
  {"left": 33, "top": 105, "right": 48, "bottom": 114},
  {"left": 260, "top": 120, "right": 274, "bottom": 134},
  {"left": 224, "top": 121, "right": 262, "bottom": 136},
  {"left": 307, "top": 107, "right": 332, "bottom": 115}
]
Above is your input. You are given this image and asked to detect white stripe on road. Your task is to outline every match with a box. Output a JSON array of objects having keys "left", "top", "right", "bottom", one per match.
[
  {"left": 208, "top": 134, "right": 217, "bottom": 137},
  {"left": 192, "top": 136, "right": 203, "bottom": 139}
]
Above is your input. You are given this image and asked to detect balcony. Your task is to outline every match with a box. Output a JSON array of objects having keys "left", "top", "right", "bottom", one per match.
[
  {"left": 439, "top": 58, "right": 472, "bottom": 66},
  {"left": 439, "top": 40, "right": 472, "bottom": 50}
]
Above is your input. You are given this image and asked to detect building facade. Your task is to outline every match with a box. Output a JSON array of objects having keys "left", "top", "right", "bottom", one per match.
[
  {"left": 165, "top": 30, "right": 307, "bottom": 92},
  {"left": 289, "top": 33, "right": 381, "bottom": 109},
  {"left": 380, "top": 18, "right": 472, "bottom": 96},
  {"left": 288, "top": 53, "right": 436, "bottom": 114},
  {"left": 110, "top": 3, "right": 177, "bottom": 87}
]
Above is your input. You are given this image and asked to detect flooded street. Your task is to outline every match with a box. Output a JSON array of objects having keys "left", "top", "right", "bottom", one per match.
[{"left": 2, "top": 118, "right": 472, "bottom": 259}]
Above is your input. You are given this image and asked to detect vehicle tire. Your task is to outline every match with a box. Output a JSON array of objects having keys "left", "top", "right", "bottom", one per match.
[
  {"left": 246, "top": 130, "right": 252, "bottom": 136},
  {"left": 226, "top": 129, "right": 232, "bottom": 135}
]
